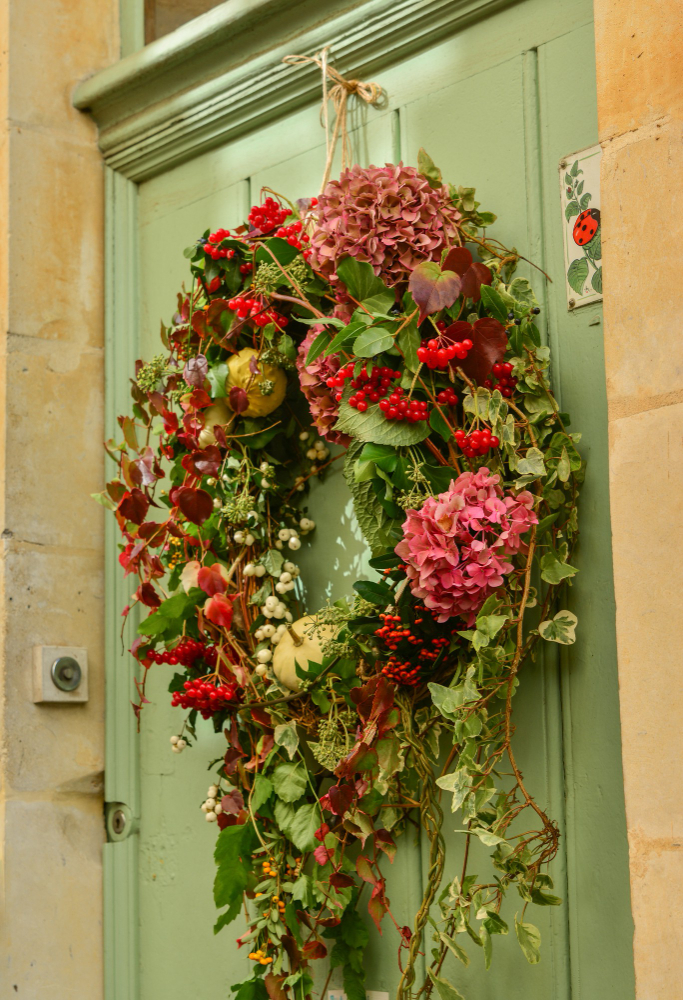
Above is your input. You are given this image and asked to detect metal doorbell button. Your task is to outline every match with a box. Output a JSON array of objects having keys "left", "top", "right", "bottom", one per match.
[{"left": 33, "top": 646, "right": 89, "bottom": 703}]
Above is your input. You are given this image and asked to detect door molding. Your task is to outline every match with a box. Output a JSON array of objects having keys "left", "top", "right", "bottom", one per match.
[{"left": 74, "top": 0, "right": 507, "bottom": 182}]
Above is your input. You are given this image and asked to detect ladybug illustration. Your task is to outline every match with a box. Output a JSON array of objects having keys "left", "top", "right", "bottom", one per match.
[{"left": 573, "top": 208, "right": 600, "bottom": 246}]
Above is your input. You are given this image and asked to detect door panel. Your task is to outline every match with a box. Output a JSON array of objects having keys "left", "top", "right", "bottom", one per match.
[{"left": 128, "top": 2, "right": 635, "bottom": 998}]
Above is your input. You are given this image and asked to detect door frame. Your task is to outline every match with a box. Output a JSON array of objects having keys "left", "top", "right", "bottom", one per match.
[{"left": 75, "top": 2, "right": 633, "bottom": 997}]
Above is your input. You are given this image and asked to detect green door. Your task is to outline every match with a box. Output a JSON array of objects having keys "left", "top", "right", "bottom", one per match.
[{"left": 104, "top": 2, "right": 635, "bottom": 998}]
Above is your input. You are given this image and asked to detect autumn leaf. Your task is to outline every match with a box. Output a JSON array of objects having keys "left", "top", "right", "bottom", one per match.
[
  {"left": 183, "top": 354, "right": 208, "bottom": 388},
  {"left": 197, "top": 562, "right": 229, "bottom": 596},
  {"left": 228, "top": 385, "right": 249, "bottom": 414},
  {"left": 452, "top": 316, "right": 508, "bottom": 385},
  {"left": 204, "top": 593, "right": 234, "bottom": 628},
  {"left": 135, "top": 581, "right": 161, "bottom": 608},
  {"left": 118, "top": 488, "right": 149, "bottom": 525},
  {"left": 175, "top": 486, "right": 213, "bottom": 525},
  {"left": 442, "top": 246, "right": 492, "bottom": 303},
  {"left": 408, "top": 261, "right": 461, "bottom": 323}
]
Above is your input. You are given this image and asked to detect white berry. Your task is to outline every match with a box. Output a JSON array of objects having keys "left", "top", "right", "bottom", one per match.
[
  {"left": 285, "top": 611, "right": 293, "bottom": 623},
  {"left": 201, "top": 802, "right": 209, "bottom": 812},
  {"left": 262, "top": 624, "right": 275, "bottom": 638},
  {"left": 177, "top": 739, "right": 187, "bottom": 750},
  {"left": 299, "top": 431, "right": 309, "bottom": 441},
  {"left": 275, "top": 540, "right": 283, "bottom": 549},
  {"left": 259, "top": 462, "right": 269, "bottom": 473},
  {"left": 255, "top": 565, "right": 266, "bottom": 577},
  {"left": 278, "top": 528, "right": 291, "bottom": 541},
  {"left": 214, "top": 802, "right": 223, "bottom": 815},
  {"left": 170, "top": 735, "right": 180, "bottom": 745},
  {"left": 279, "top": 571, "right": 292, "bottom": 584},
  {"left": 261, "top": 480, "right": 271, "bottom": 490},
  {"left": 265, "top": 596, "right": 278, "bottom": 611},
  {"left": 255, "top": 663, "right": 268, "bottom": 675},
  {"left": 206, "top": 811, "right": 217, "bottom": 823},
  {"left": 256, "top": 649, "right": 272, "bottom": 664},
  {"left": 306, "top": 448, "right": 317, "bottom": 460},
  {"left": 233, "top": 531, "right": 245, "bottom": 544},
  {"left": 208, "top": 785, "right": 218, "bottom": 798},
  {"left": 273, "top": 603, "right": 287, "bottom": 619},
  {"left": 284, "top": 561, "right": 297, "bottom": 574},
  {"left": 205, "top": 797, "right": 216, "bottom": 809},
  {"left": 206, "top": 477, "right": 216, "bottom": 486},
  {"left": 244, "top": 533, "right": 255, "bottom": 546},
  {"left": 288, "top": 537, "right": 302, "bottom": 551},
  {"left": 244, "top": 562, "right": 256, "bottom": 577},
  {"left": 275, "top": 582, "right": 286, "bottom": 594}
]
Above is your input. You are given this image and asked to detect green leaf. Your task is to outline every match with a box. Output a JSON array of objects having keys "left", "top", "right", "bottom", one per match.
[
  {"left": 515, "top": 447, "right": 546, "bottom": 478},
  {"left": 359, "top": 290, "right": 395, "bottom": 315},
  {"left": 538, "top": 610, "right": 578, "bottom": 644},
  {"left": 262, "top": 548, "right": 284, "bottom": 578},
  {"left": 540, "top": 553, "right": 578, "bottom": 585},
  {"left": 255, "top": 237, "right": 300, "bottom": 266},
  {"left": 287, "top": 802, "right": 321, "bottom": 852},
  {"left": 271, "top": 761, "right": 308, "bottom": 803},
  {"left": 250, "top": 774, "right": 273, "bottom": 812},
  {"left": 353, "top": 580, "right": 392, "bottom": 605},
  {"left": 570, "top": 160, "right": 580, "bottom": 177},
  {"left": 323, "top": 320, "right": 367, "bottom": 357},
  {"left": 436, "top": 768, "right": 470, "bottom": 812},
  {"left": 567, "top": 257, "right": 589, "bottom": 295},
  {"left": 557, "top": 447, "right": 571, "bottom": 482},
  {"left": 468, "top": 827, "right": 505, "bottom": 847},
  {"left": 335, "top": 399, "right": 430, "bottom": 447},
  {"left": 564, "top": 199, "right": 580, "bottom": 221},
  {"left": 427, "top": 971, "right": 465, "bottom": 1000},
  {"left": 231, "top": 978, "right": 269, "bottom": 1000},
  {"left": 214, "top": 822, "right": 256, "bottom": 918},
  {"left": 305, "top": 328, "right": 332, "bottom": 366},
  {"left": 429, "top": 407, "right": 453, "bottom": 442},
  {"left": 417, "top": 148, "right": 443, "bottom": 188},
  {"left": 483, "top": 910, "right": 508, "bottom": 935},
  {"left": 138, "top": 590, "right": 200, "bottom": 636},
  {"left": 207, "top": 362, "right": 228, "bottom": 398},
  {"left": 536, "top": 511, "right": 560, "bottom": 537},
  {"left": 353, "top": 326, "right": 395, "bottom": 358},
  {"left": 475, "top": 613, "right": 507, "bottom": 639},
  {"left": 591, "top": 266, "right": 603, "bottom": 294},
  {"left": 515, "top": 915, "right": 541, "bottom": 964},
  {"left": 291, "top": 872, "right": 315, "bottom": 907},
  {"left": 439, "top": 932, "right": 470, "bottom": 966},
  {"left": 480, "top": 285, "right": 508, "bottom": 324},
  {"left": 336, "top": 257, "right": 387, "bottom": 301},
  {"left": 397, "top": 318, "right": 420, "bottom": 371},
  {"left": 274, "top": 722, "right": 300, "bottom": 760}
]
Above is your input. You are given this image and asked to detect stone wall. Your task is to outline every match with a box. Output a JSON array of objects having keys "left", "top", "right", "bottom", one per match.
[
  {"left": 0, "top": 0, "right": 117, "bottom": 995},
  {"left": 594, "top": 1, "right": 683, "bottom": 997}
]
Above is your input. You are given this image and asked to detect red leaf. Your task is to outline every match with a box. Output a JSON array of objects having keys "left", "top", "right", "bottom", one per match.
[
  {"left": 368, "top": 880, "right": 388, "bottom": 932},
  {"left": 454, "top": 316, "right": 508, "bottom": 384},
  {"left": 355, "top": 855, "right": 377, "bottom": 885},
  {"left": 375, "top": 829, "right": 397, "bottom": 862},
  {"left": 314, "top": 844, "right": 334, "bottom": 865},
  {"left": 137, "top": 521, "right": 167, "bottom": 546},
  {"left": 442, "top": 246, "right": 473, "bottom": 276},
  {"left": 206, "top": 299, "right": 233, "bottom": 335},
  {"left": 250, "top": 705, "right": 273, "bottom": 729},
  {"left": 175, "top": 486, "right": 213, "bottom": 525},
  {"left": 228, "top": 385, "right": 249, "bottom": 414},
  {"left": 197, "top": 563, "right": 228, "bottom": 596},
  {"left": 204, "top": 593, "right": 234, "bottom": 628},
  {"left": 408, "top": 261, "right": 461, "bottom": 323},
  {"left": 221, "top": 788, "right": 244, "bottom": 815},
  {"left": 183, "top": 354, "right": 208, "bottom": 387},
  {"left": 136, "top": 581, "right": 161, "bottom": 608},
  {"left": 301, "top": 940, "right": 327, "bottom": 961},
  {"left": 190, "top": 445, "right": 222, "bottom": 477},
  {"left": 328, "top": 783, "right": 355, "bottom": 816},
  {"left": 264, "top": 973, "right": 288, "bottom": 1000},
  {"left": 461, "top": 261, "right": 492, "bottom": 302},
  {"left": 339, "top": 743, "right": 378, "bottom": 776},
  {"left": 314, "top": 823, "right": 330, "bottom": 843},
  {"left": 186, "top": 387, "right": 212, "bottom": 410},
  {"left": 130, "top": 446, "right": 159, "bottom": 487},
  {"left": 118, "top": 488, "right": 149, "bottom": 525},
  {"left": 329, "top": 872, "right": 355, "bottom": 889}
]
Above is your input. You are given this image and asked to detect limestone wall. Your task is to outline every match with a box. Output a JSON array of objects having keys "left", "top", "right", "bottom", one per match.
[
  {"left": 0, "top": 0, "right": 117, "bottom": 995},
  {"left": 594, "top": 2, "right": 683, "bottom": 997}
]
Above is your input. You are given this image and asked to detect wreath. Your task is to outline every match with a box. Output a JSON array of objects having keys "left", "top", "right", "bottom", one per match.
[{"left": 101, "top": 145, "right": 582, "bottom": 1000}]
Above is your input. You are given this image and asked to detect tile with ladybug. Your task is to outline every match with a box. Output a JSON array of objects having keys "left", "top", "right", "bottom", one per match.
[{"left": 559, "top": 143, "right": 602, "bottom": 310}]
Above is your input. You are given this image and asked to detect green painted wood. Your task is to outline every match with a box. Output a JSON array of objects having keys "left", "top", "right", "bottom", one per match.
[
  {"left": 101, "top": 0, "right": 636, "bottom": 998},
  {"left": 104, "top": 166, "right": 141, "bottom": 1000}
]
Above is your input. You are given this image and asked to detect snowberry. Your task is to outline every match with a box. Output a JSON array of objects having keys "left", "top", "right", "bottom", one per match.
[
  {"left": 299, "top": 518, "right": 314, "bottom": 532},
  {"left": 261, "top": 480, "right": 271, "bottom": 490},
  {"left": 214, "top": 802, "right": 223, "bottom": 815},
  {"left": 288, "top": 537, "right": 301, "bottom": 551},
  {"left": 170, "top": 735, "right": 180, "bottom": 745},
  {"left": 206, "top": 811, "right": 217, "bottom": 823},
  {"left": 283, "top": 561, "right": 298, "bottom": 575},
  {"left": 256, "top": 649, "right": 272, "bottom": 664},
  {"left": 255, "top": 663, "right": 268, "bottom": 675},
  {"left": 265, "top": 596, "right": 278, "bottom": 612},
  {"left": 279, "top": 571, "right": 292, "bottom": 584},
  {"left": 244, "top": 563, "right": 256, "bottom": 577},
  {"left": 276, "top": 582, "right": 287, "bottom": 594},
  {"left": 309, "top": 465, "right": 318, "bottom": 474},
  {"left": 275, "top": 540, "right": 284, "bottom": 550},
  {"left": 206, "top": 477, "right": 216, "bottom": 486},
  {"left": 177, "top": 739, "right": 187, "bottom": 750},
  {"left": 208, "top": 785, "right": 218, "bottom": 797},
  {"left": 306, "top": 448, "right": 317, "bottom": 460},
  {"left": 273, "top": 603, "right": 287, "bottom": 619},
  {"left": 259, "top": 462, "right": 269, "bottom": 473},
  {"left": 244, "top": 533, "right": 255, "bottom": 546},
  {"left": 201, "top": 802, "right": 209, "bottom": 812},
  {"left": 233, "top": 531, "right": 245, "bottom": 544},
  {"left": 299, "top": 431, "right": 309, "bottom": 441},
  {"left": 205, "top": 797, "right": 216, "bottom": 809},
  {"left": 262, "top": 606, "right": 274, "bottom": 618},
  {"left": 278, "top": 528, "right": 291, "bottom": 541},
  {"left": 254, "top": 565, "right": 266, "bottom": 577},
  {"left": 213, "top": 497, "right": 221, "bottom": 509},
  {"left": 262, "top": 623, "right": 276, "bottom": 638}
]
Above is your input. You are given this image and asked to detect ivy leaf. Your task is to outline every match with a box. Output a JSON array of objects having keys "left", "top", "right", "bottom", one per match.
[
  {"left": 479, "top": 285, "right": 508, "bottom": 324},
  {"left": 515, "top": 447, "right": 546, "bottom": 478},
  {"left": 439, "top": 931, "right": 470, "bottom": 966},
  {"left": 291, "top": 873, "right": 315, "bottom": 907},
  {"left": 538, "top": 610, "right": 578, "bottom": 644},
  {"left": 454, "top": 317, "right": 507, "bottom": 385},
  {"left": 427, "top": 971, "right": 465, "bottom": 1000},
  {"left": 408, "top": 261, "right": 461, "bottom": 323},
  {"left": 515, "top": 915, "right": 541, "bottom": 964},
  {"left": 274, "top": 722, "right": 300, "bottom": 760},
  {"left": 417, "top": 147, "right": 443, "bottom": 188},
  {"left": 271, "top": 761, "right": 308, "bottom": 803},
  {"left": 353, "top": 326, "right": 395, "bottom": 358},
  {"left": 435, "top": 768, "right": 470, "bottom": 812},
  {"left": 336, "top": 257, "right": 387, "bottom": 301},
  {"left": 540, "top": 553, "right": 578, "bottom": 585}
]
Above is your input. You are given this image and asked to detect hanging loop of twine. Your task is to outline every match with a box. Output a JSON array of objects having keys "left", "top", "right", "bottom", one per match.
[{"left": 283, "top": 48, "right": 384, "bottom": 193}]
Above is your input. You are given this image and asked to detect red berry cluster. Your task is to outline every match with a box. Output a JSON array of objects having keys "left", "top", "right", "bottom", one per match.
[
  {"left": 417, "top": 336, "right": 473, "bottom": 370},
  {"left": 375, "top": 613, "right": 450, "bottom": 686},
  {"left": 204, "top": 229, "right": 235, "bottom": 260},
  {"left": 483, "top": 362, "right": 517, "bottom": 397},
  {"left": 149, "top": 639, "right": 218, "bottom": 668},
  {"left": 454, "top": 427, "right": 500, "bottom": 457},
  {"left": 436, "top": 387, "right": 459, "bottom": 406},
  {"left": 248, "top": 197, "right": 289, "bottom": 232},
  {"left": 171, "top": 677, "right": 240, "bottom": 719},
  {"left": 227, "top": 296, "right": 289, "bottom": 328},
  {"left": 271, "top": 220, "right": 311, "bottom": 260},
  {"left": 379, "top": 390, "right": 429, "bottom": 423}
]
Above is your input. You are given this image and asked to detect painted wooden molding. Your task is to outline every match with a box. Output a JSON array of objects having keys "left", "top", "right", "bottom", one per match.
[{"left": 74, "top": 0, "right": 506, "bottom": 181}]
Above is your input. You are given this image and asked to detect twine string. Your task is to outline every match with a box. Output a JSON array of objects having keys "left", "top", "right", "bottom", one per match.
[{"left": 283, "top": 48, "right": 384, "bottom": 193}]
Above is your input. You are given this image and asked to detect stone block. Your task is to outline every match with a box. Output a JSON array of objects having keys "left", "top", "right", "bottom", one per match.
[
  {"left": 628, "top": 840, "right": 683, "bottom": 1000},
  {"left": 600, "top": 120, "right": 683, "bottom": 413},
  {"left": 595, "top": 0, "right": 683, "bottom": 139}
]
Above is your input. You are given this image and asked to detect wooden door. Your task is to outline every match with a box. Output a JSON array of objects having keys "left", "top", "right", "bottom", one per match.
[{"left": 104, "top": 2, "right": 635, "bottom": 998}]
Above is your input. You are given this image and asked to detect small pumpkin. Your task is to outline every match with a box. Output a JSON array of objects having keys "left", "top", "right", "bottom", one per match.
[
  {"left": 272, "top": 616, "right": 336, "bottom": 692},
  {"left": 227, "top": 347, "right": 287, "bottom": 418},
  {"left": 198, "top": 399, "right": 231, "bottom": 448}
]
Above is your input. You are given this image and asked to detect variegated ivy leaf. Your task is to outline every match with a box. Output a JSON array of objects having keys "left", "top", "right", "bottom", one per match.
[
  {"left": 540, "top": 553, "right": 578, "bottom": 585},
  {"left": 463, "top": 386, "right": 490, "bottom": 419},
  {"left": 436, "top": 768, "right": 470, "bottom": 812},
  {"left": 274, "top": 721, "right": 300, "bottom": 760},
  {"left": 538, "top": 610, "right": 578, "bottom": 645}
]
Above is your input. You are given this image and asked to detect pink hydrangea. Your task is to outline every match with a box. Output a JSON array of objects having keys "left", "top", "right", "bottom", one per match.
[
  {"left": 296, "top": 328, "right": 350, "bottom": 446},
  {"left": 395, "top": 468, "right": 537, "bottom": 624},
  {"left": 309, "top": 163, "right": 461, "bottom": 287}
]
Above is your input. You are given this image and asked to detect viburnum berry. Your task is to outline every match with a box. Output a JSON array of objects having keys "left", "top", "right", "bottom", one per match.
[
  {"left": 436, "top": 388, "right": 459, "bottom": 406},
  {"left": 486, "top": 361, "right": 517, "bottom": 398},
  {"left": 203, "top": 228, "right": 236, "bottom": 260},
  {"left": 171, "top": 676, "right": 241, "bottom": 719},
  {"left": 149, "top": 639, "right": 218, "bottom": 668},
  {"left": 248, "top": 197, "right": 289, "bottom": 233},
  {"left": 454, "top": 427, "right": 500, "bottom": 458},
  {"left": 417, "top": 335, "right": 473, "bottom": 370},
  {"left": 226, "top": 296, "right": 288, "bottom": 328}
]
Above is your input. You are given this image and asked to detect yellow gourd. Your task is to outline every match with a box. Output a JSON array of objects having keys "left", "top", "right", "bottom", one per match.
[
  {"left": 198, "top": 399, "right": 231, "bottom": 448},
  {"left": 227, "top": 347, "right": 287, "bottom": 418},
  {"left": 272, "top": 616, "right": 336, "bottom": 692}
]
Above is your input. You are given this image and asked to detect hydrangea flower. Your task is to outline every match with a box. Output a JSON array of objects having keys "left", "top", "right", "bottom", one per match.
[
  {"left": 309, "top": 163, "right": 461, "bottom": 287},
  {"left": 296, "top": 328, "right": 351, "bottom": 446},
  {"left": 395, "top": 468, "right": 537, "bottom": 624}
]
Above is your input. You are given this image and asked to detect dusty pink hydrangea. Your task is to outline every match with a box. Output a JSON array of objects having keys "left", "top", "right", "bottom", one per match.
[
  {"left": 309, "top": 163, "right": 461, "bottom": 287},
  {"left": 296, "top": 328, "right": 350, "bottom": 446},
  {"left": 395, "top": 468, "right": 537, "bottom": 624}
]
